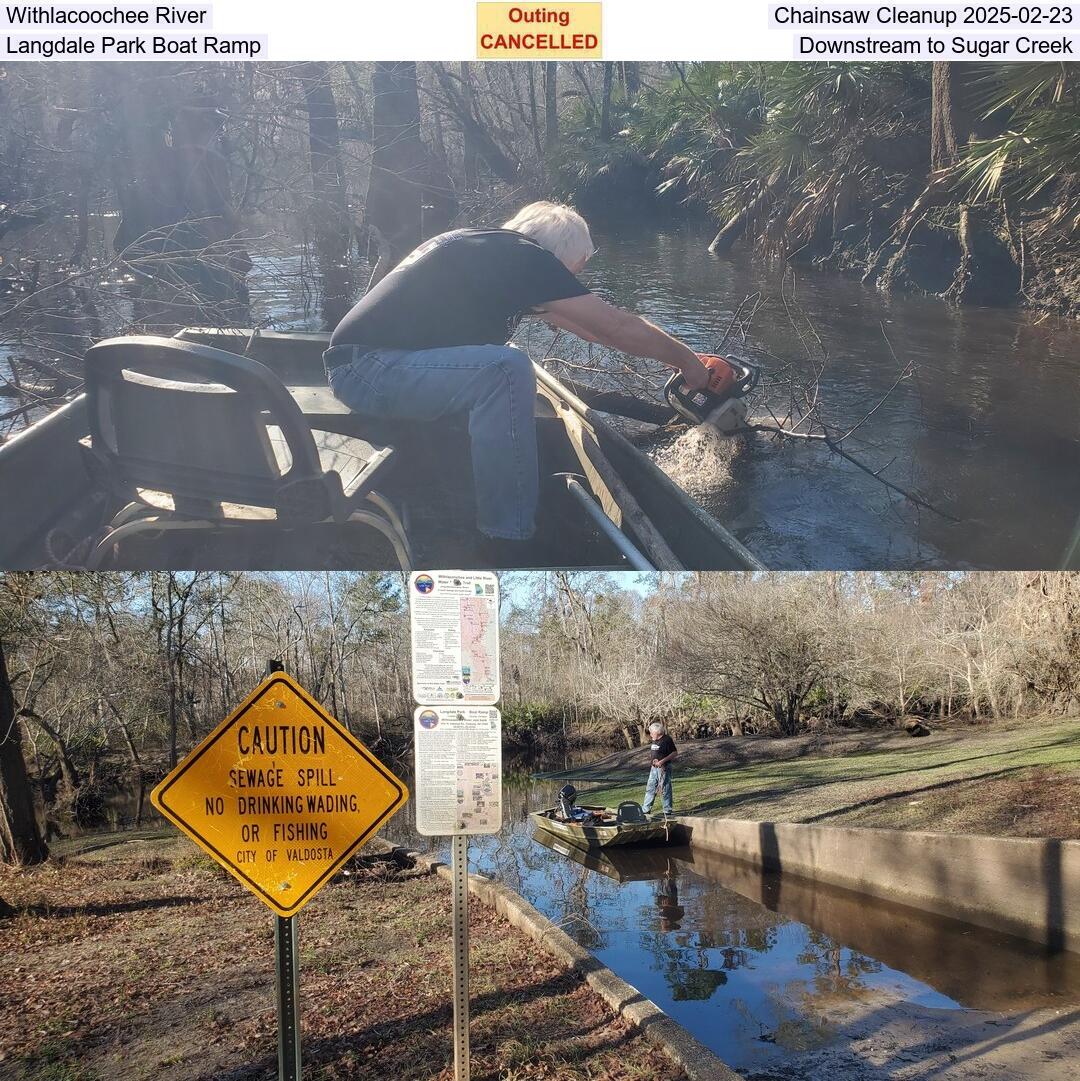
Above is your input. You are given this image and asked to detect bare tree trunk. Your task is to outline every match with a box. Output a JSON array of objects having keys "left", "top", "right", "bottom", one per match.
[
  {"left": 19, "top": 709, "right": 79, "bottom": 792},
  {"left": 368, "top": 62, "right": 425, "bottom": 265},
  {"left": 433, "top": 64, "right": 520, "bottom": 184},
  {"left": 709, "top": 178, "right": 781, "bottom": 254},
  {"left": 526, "top": 64, "right": 545, "bottom": 161},
  {"left": 301, "top": 62, "right": 354, "bottom": 329},
  {"left": 544, "top": 63, "right": 559, "bottom": 151},
  {"left": 111, "top": 63, "right": 251, "bottom": 311},
  {"left": 0, "top": 643, "right": 48, "bottom": 866},
  {"left": 930, "top": 62, "right": 972, "bottom": 173},
  {"left": 600, "top": 63, "right": 614, "bottom": 142},
  {"left": 460, "top": 62, "right": 480, "bottom": 191},
  {"left": 104, "top": 700, "right": 141, "bottom": 769}
]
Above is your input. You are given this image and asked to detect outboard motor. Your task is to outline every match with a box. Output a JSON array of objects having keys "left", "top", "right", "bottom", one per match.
[
  {"left": 665, "top": 353, "right": 759, "bottom": 428},
  {"left": 557, "top": 783, "right": 578, "bottom": 820}
]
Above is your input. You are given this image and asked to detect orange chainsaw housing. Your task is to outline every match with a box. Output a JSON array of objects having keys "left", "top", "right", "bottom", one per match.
[{"left": 699, "top": 354, "right": 740, "bottom": 396}]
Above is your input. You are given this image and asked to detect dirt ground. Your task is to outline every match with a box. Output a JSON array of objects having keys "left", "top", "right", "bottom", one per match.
[{"left": 0, "top": 839, "right": 685, "bottom": 1081}]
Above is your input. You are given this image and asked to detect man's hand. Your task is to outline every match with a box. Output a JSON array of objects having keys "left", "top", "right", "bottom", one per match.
[{"left": 680, "top": 355, "right": 711, "bottom": 392}]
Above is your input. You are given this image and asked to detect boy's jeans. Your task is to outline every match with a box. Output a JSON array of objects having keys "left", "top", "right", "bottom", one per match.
[
  {"left": 642, "top": 765, "right": 673, "bottom": 815},
  {"left": 323, "top": 343, "right": 538, "bottom": 540}
]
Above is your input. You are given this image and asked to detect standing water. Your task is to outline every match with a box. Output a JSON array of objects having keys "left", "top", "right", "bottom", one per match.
[{"left": 531, "top": 226, "right": 1080, "bottom": 570}]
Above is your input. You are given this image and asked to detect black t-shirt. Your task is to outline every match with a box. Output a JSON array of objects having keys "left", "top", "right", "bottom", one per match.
[
  {"left": 330, "top": 228, "right": 591, "bottom": 350},
  {"left": 650, "top": 734, "right": 677, "bottom": 765}
]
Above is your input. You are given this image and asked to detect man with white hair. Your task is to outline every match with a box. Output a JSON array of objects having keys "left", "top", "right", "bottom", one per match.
[
  {"left": 323, "top": 201, "right": 710, "bottom": 546},
  {"left": 642, "top": 721, "right": 677, "bottom": 816}
]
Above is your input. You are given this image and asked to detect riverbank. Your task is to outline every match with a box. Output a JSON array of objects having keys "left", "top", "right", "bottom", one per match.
[
  {"left": 0, "top": 839, "right": 685, "bottom": 1081},
  {"left": 569, "top": 718, "right": 1080, "bottom": 839}
]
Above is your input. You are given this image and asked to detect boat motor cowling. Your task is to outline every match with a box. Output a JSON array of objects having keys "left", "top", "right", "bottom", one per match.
[{"left": 557, "top": 784, "right": 578, "bottom": 820}]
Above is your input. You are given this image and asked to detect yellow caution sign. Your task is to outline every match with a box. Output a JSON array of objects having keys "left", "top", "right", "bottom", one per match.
[{"left": 151, "top": 672, "right": 408, "bottom": 917}]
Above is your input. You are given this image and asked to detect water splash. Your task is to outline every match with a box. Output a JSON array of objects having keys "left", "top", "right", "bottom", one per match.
[{"left": 653, "top": 420, "right": 740, "bottom": 496}]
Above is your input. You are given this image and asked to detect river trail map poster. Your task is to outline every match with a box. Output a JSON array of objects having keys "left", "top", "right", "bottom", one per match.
[
  {"left": 413, "top": 706, "right": 503, "bottom": 836},
  {"left": 409, "top": 572, "right": 500, "bottom": 706}
]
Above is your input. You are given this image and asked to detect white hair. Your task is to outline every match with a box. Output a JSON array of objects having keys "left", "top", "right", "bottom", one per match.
[
  {"left": 502, "top": 201, "right": 594, "bottom": 268},
  {"left": 649, "top": 722, "right": 665, "bottom": 735}
]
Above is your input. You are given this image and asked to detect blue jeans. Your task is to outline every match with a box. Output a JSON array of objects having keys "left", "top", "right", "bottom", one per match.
[
  {"left": 324, "top": 343, "right": 538, "bottom": 540},
  {"left": 642, "top": 765, "right": 673, "bottom": 815}
]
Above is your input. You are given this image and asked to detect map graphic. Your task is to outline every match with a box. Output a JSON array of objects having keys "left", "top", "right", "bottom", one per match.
[{"left": 460, "top": 597, "right": 496, "bottom": 691}]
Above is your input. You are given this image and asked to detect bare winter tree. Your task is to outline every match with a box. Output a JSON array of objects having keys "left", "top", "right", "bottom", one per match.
[{"left": 0, "top": 640, "right": 48, "bottom": 866}]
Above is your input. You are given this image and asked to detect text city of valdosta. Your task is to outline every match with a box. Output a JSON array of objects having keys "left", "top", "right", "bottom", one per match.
[
  {"left": 774, "top": 4, "right": 1076, "bottom": 57},
  {"left": 3, "top": 5, "right": 265, "bottom": 57}
]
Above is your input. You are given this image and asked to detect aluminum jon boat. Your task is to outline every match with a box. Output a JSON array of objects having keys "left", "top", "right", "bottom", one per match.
[
  {"left": 529, "top": 805, "right": 675, "bottom": 849},
  {"left": 531, "top": 827, "right": 686, "bottom": 879},
  {"left": 0, "top": 328, "right": 765, "bottom": 572}
]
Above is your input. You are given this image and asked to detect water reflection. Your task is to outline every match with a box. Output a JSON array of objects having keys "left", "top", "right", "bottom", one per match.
[{"left": 386, "top": 758, "right": 1080, "bottom": 1073}]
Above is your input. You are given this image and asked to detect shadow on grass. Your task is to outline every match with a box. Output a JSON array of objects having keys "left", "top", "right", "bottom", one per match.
[
  {"left": 16, "top": 895, "right": 204, "bottom": 918},
  {"left": 208, "top": 967, "right": 639, "bottom": 1081},
  {"left": 666, "top": 737, "right": 1080, "bottom": 817},
  {"left": 572, "top": 729, "right": 1080, "bottom": 796},
  {"left": 798, "top": 764, "right": 1039, "bottom": 823}
]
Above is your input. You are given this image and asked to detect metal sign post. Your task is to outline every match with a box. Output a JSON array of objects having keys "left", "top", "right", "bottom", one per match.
[
  {"left": 451, "top": 835, "right": 470, "bottom": 1081},
  {"left": 409, "top": 572, "right": 503, "bottom": 1081},
  {"left": 275, "top": 913, "right": 302, "bottom": 1081},
  {"left": 266, "top": 660, "right": 302, "bottom": 1081}
]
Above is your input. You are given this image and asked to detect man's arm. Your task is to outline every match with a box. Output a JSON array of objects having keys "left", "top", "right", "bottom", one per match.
[{"left": 541, "top": 293, "right": 710, "bottom": 390}]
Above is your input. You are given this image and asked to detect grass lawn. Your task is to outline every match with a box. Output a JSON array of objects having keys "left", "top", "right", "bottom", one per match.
[
  {"left": 578, "top": 718, "right": 1080, "bottom": 838},
  {"left": 0, "top": 840, "right": 683, "bottom": 1081}
]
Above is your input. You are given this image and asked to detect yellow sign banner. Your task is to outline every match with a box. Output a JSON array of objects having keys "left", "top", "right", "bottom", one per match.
[
  {"left": 477, "top": 3, "right": 602, "bottom": 59},
  {"left": 151, "top": 672, "right": 408, "bottom": 917}
]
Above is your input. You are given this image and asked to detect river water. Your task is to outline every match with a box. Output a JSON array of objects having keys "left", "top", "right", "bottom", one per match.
[
  {"left": 535, "top": 226, "right": 1080, "bottom": 571},
  {"left": 376, "top": 760, "right": 1080, "bottom": 1076},
  {"left": 242, "top": 224, "right": 1080, "bottom": 570}
]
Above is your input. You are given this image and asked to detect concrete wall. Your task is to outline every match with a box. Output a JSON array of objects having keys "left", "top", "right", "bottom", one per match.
[{"left": 674, "top": 817, "right": 1080, "bottom": 953}]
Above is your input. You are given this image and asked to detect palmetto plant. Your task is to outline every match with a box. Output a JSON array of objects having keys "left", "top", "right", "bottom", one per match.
[
  {"left": 956, "top": 63, "right": 1080, "bottom": 232},
  {"left": 627, "top": 63, "right": 932, "bottom": 255}
]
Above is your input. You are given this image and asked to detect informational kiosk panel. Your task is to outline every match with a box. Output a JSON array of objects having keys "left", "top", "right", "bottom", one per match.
[
  {"left": 409, "top": 571, "right": 500, "bottom": 706},
  {"left": 151, "top": 671, "right": 409, "bottom": 916},
  {"left": 414, "top": 707, "right": 503, "bottom": 836}
]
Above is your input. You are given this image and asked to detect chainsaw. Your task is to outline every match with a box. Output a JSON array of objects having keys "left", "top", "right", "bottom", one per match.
[{"left": 664, "top": 354, "right": 760, "bottom": 430}]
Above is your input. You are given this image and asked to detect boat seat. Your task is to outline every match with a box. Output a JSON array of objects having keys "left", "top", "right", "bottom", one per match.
[
  {"left": 615, "top": 801, "right": 649, "bottom": 824},
  {"left": 78, "top": 335, "right": 412, "bottom": 570}
]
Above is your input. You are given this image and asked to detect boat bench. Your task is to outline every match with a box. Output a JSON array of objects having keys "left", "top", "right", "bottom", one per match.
[{"left": 79, "top": 336, "right": 412, "bottom": 570}]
